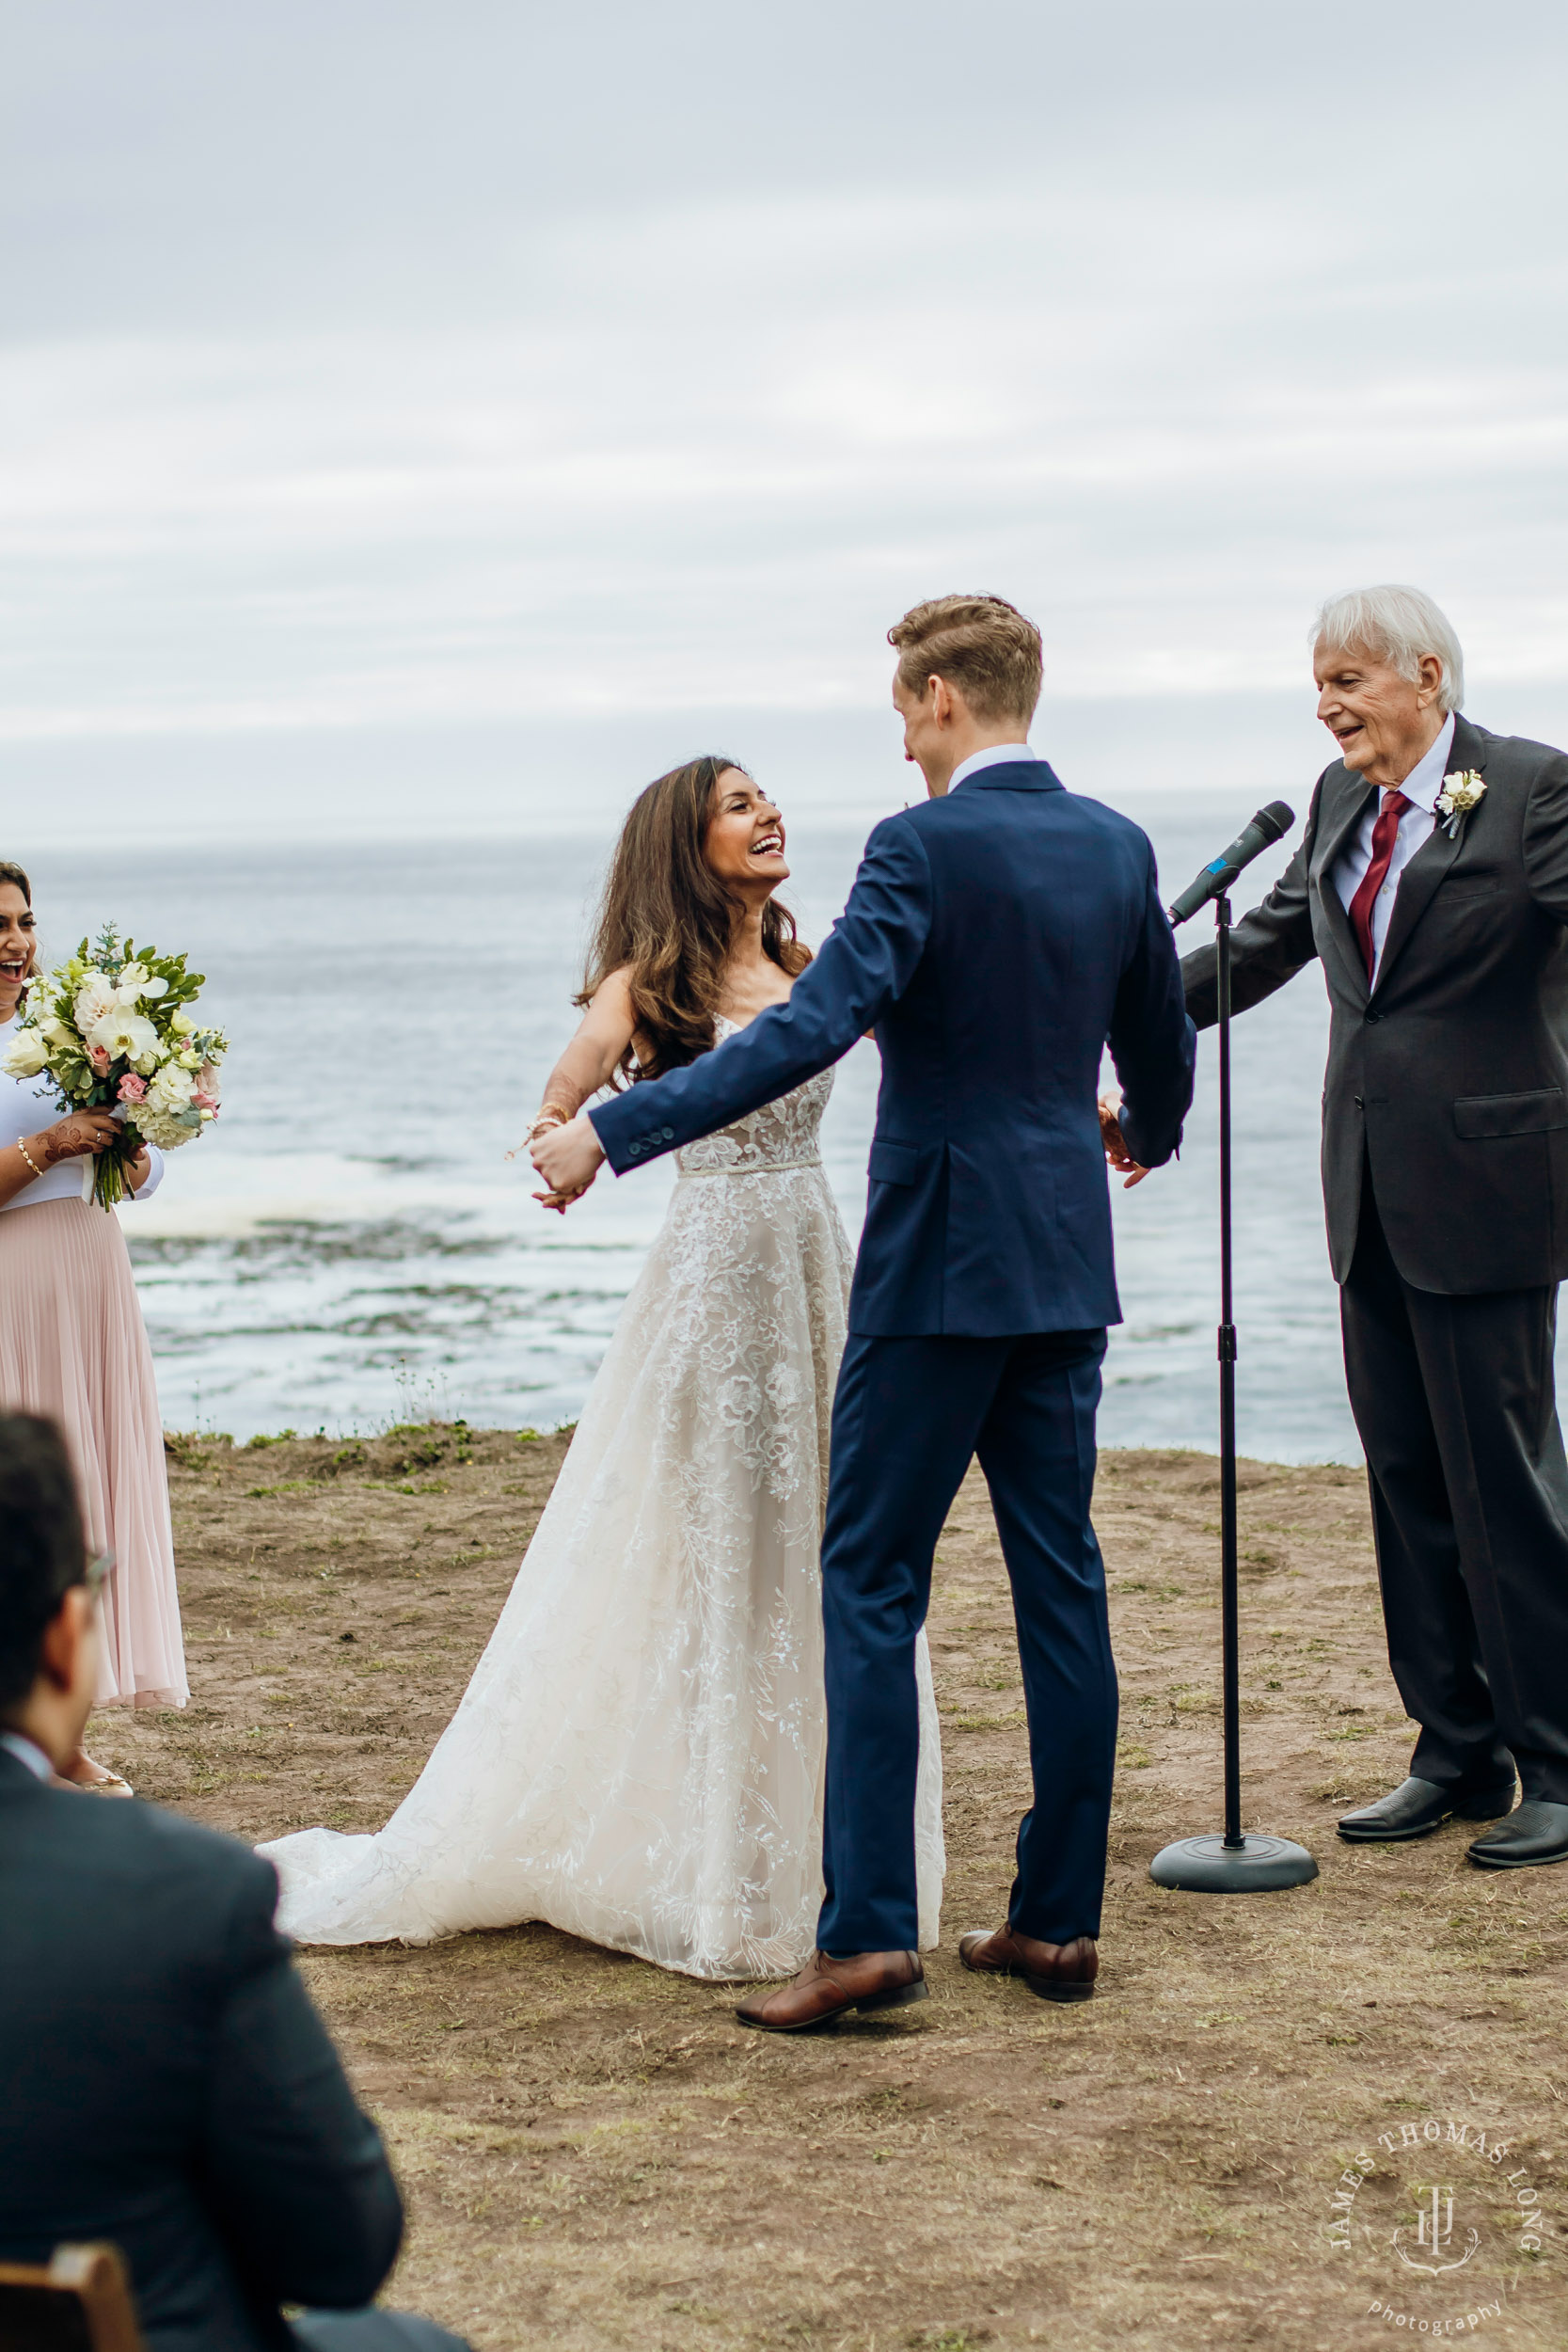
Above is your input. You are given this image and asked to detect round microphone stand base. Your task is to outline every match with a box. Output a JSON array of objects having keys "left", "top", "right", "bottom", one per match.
[{"left": 1148, "top": 1833, "right": 1319, "bottom": 1895}]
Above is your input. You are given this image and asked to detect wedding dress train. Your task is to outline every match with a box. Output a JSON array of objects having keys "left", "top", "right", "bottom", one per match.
[{"left": 261, "top": 1034, "right": 944, "bottom": 1978}]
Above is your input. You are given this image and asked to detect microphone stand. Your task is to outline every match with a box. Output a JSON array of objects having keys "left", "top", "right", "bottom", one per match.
[{"left": 1149, "top": 888, "right": 1319, "bottom": 1895}]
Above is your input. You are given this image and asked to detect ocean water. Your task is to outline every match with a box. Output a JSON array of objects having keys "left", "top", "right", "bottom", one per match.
[{"left": 23, "top": 794, "right": 1364, "bottom": 1461}]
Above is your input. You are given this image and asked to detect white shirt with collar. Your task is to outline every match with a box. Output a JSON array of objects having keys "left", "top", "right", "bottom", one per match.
[
  {"left": 1333, "top": 712, "right": 1456, "bottom": 981},
  {"left": 947, "top": 742, "right": 1038, "bottom": 794},
  {"left": 1, "top": 1728, "right": 53, "bottom": 1780}
]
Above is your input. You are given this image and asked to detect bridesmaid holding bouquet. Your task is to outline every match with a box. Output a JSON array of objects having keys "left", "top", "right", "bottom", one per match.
[{"left": 0, "top": 861, "right": 187, "bottom": 1789}]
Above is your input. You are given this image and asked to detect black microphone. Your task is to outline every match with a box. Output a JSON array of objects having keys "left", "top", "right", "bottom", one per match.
[{"left": 1166, "top": 801, "right": 1295, "bottom": 928}]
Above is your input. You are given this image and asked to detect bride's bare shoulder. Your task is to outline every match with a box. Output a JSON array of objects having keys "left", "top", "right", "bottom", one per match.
[{"left": 588, "top": 965, "right": 636, "bottom": 1012}]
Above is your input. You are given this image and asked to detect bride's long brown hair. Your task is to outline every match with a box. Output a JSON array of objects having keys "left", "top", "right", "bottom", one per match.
[{"left": 578, "top": 755, "right": 810, "bottom": 1084}]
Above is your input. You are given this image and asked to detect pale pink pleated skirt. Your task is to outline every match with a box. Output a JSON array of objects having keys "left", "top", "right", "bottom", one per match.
[{"left": 0, "top": 1196, "right": 188, "bottom": 1709}]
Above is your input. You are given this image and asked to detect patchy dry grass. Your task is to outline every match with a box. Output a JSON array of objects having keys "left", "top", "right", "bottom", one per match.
[{"left": 96, "top": 1429, "right": 1568, "bottom": 2350}]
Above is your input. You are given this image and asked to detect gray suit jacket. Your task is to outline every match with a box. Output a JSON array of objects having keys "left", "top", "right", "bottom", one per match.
[{"left": 1181, "top": 714, "right": 1568, "bottom": 1295}]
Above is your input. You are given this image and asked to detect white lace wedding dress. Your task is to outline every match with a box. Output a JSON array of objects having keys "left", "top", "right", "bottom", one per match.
[{"left": 261, "top": 1030, "right": 944, "bottom": 1978}]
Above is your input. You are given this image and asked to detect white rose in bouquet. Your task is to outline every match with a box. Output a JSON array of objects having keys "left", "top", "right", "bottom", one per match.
[{"left": 2, "top": 1027, "right": 50, "bottom": 1079}]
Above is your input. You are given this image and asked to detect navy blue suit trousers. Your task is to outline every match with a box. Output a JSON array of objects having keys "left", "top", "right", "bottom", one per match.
[{"left": 816, "top": 1327, "right": 1115, "bottom": 1955}]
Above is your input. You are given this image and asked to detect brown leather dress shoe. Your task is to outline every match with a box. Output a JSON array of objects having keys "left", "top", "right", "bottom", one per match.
[
  {"left": 958, "top": 1926, "right": 1098, "bottom": 2003},
  {"left": 735, "top": 1948, "right": 927, "bottom": 2033}
]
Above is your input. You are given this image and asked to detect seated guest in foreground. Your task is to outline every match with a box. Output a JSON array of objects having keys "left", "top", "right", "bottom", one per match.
[{"left": 0, "top": 1410, "right": 468, "bottom": 2352}]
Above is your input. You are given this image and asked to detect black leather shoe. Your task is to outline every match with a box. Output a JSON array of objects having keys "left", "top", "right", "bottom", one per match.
[
  {"left": 1466, "top": 1800, "right": 1568, "bottom": 1870},
  {"left": 1337, "top": 1775, "right": 1515, "bottom": 1843}
]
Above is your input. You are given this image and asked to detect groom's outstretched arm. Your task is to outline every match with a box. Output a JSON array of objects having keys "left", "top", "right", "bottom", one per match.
[
  {"left": 590, "top": 816, "right": 934, "bottom": 1175},
  {"left": 1106, "top": 838, "right": 1198, "bottom": 1171}
]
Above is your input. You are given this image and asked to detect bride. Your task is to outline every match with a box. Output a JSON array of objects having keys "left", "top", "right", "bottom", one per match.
[{"left": 261, "top": 756, "right": 944, "bottom": 1978}]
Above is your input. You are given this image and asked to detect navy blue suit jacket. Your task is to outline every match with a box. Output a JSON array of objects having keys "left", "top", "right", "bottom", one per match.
[
  {"left": 0, "top": 1751, "right": 403, "bottom": 2352},
  {"left": 592, "top": 760, "right": 1196, "bottom": 1335}
]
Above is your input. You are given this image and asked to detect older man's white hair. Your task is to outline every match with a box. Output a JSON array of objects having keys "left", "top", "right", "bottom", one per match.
[{"left": 1311, "top": 584, "right": 1465, "bottom": 714}]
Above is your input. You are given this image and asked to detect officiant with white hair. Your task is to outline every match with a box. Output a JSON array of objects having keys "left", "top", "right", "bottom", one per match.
[{"left": 1168, "top": 585, "right": 1568, "bottom": 1869}]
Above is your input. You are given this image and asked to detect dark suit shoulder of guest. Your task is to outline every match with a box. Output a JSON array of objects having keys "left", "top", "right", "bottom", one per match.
[
  {"left": 0, "top": 1748, "right": 404, "bottom": 2352},
  {"left": 1180, "top": 716, "right": 1568, "bottom": 1292},
  {"left": 591, "top": 759, "right": 1196, "bottom": 1336}
]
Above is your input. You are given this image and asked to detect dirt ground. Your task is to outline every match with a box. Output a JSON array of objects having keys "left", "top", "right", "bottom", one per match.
[{"left": 97, "top": 1422, "right": 1566, "bottom": 2352}]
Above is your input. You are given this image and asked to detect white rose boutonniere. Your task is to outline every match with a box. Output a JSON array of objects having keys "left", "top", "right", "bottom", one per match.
[{"left": 1436, "top": 769, "right": 1486, "bottom": 839}]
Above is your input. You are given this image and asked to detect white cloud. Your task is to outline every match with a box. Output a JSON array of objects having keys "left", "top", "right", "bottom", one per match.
[{"left": 2, "top": 3, "right": 1565, "bottom": 825}]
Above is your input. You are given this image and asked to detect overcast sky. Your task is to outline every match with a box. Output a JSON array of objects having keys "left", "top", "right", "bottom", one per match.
[{"left": 5, "top": 1, "right": 1567, "bottom": 843}]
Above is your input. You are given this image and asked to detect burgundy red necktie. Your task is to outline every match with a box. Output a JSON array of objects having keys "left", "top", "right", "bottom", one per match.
[{"left": 1348, "top": 788, "right": 1411, "bottom": 981}]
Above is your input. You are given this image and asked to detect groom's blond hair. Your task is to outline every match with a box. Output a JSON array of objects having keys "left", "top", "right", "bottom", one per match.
[{"left": 889, "top": 594, "right": 1043, "bottom": 724}]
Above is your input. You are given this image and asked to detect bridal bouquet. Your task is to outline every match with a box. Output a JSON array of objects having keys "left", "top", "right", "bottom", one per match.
[{"left": 3, "top": 924, "right": 228, "bottom": 1208}]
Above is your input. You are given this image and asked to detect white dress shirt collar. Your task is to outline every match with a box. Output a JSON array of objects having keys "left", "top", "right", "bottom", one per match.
[
  {"left": 1, "top": 1729, "right": 54, "bottom": 1781},
  {"left": 948, "top": 742, "right": 1037, "bottom": 794},
  {"left": 1388, "top": 712, "right": 1456, "bottom": 815}
]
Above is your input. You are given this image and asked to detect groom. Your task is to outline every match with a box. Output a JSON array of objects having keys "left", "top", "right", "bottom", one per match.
[{"left": 534, "top": 594, "right": 1196, "bottom": 2024}]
